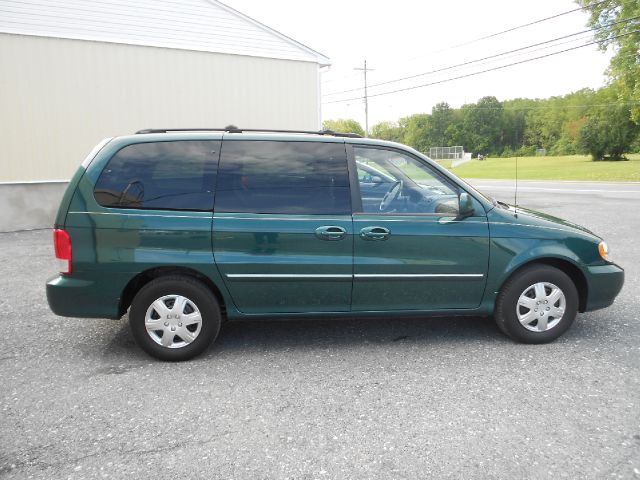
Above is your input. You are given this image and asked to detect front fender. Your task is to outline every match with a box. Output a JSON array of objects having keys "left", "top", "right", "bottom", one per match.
[
  {"left": 480, "top": 237, "right": 596, "bottom": 312},
  {"left": 489, "top": 238, "right": 586, "bottom": 289}
]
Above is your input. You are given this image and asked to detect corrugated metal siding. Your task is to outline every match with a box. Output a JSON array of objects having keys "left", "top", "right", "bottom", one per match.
[
  {"left": 0, "top": 0, "right": 329, "bottom": 65},
  {"left": 0, "top": 33, "right": 321, "bottom": 182}
]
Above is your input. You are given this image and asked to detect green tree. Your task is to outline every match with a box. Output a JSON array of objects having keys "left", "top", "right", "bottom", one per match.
[
  {"left": 578, "top": 110, "right": 632, "bottom": 160},
  {"left": 370, "top": 121, "right": 405, "bottom": 143},
  {"left": 577, "top": 0, "right": 640, "bottom": 123},
  {"left": 461, "top": 96, "right": 504, "bottom": 154},
  {"left": 525, "top": 97, "right": 567, "bottom": 150},
  {"left": 578, "top": 104, "right": 638, "bottom": 160},
  {"left": 578, "top": 86, "right": 639, "bottom": 160},
  {"left": 322, "top": 119, "right": 365, "bottom": 136},
  {"left": 401, "top": 114, "right": 431, "bottom": 153},
  {"left": 555, "top": 89, "right": 595, "bottom": 154},
  {"left": 501, "top": 98, "right": 536, "bottom": 151},
  {"left": 429, "top": 102, "right": 454, "bottom": 147}
]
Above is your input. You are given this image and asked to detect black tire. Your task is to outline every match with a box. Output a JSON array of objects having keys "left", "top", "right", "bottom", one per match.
[
  {"left": 129, "top": 276, "right": 221, "bottom": 361},
  {"left": 495, "top": 265, "right": 578, "bottom": 344}
]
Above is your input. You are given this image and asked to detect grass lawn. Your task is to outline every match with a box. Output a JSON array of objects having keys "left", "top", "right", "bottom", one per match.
[{"left": 439, "top": 154, "right": 640, "bottom": 182}]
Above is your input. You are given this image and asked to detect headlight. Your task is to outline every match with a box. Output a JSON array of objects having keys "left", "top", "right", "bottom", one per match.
[{"left": 598, "top": 241, "right": 610, "bottom": 261}]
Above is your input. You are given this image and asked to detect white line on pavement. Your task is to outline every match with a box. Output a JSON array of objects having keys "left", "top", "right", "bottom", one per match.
[{"left": 472, "top": 185, "right": 640, "bottom": 194}]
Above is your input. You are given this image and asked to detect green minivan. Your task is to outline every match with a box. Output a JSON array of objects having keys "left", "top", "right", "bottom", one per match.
[{"left": 47, "top": 128, "right": 624, "bottom": 361}]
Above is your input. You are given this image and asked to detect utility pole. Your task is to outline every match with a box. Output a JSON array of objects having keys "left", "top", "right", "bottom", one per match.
[{"left": 354, "top": 60, "right": 374, "bottom": 137}]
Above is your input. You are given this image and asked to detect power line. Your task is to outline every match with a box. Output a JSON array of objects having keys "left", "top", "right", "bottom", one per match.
[
  {"left": 322, "top": 30, "right": 639, "bottom": 105},
  {"left": 352, "top": 0, "right": 610, "bottom": 76},
  {"left": 465, "top": 32, "right": 595, "bottom": 70},
  {"left": 441, "top": 0, "right": 608, "bottom": 51},
  {"left": 323, "top": 15, "right": 639, "bottom": 97},
  {"left": 323, "top": 30, "right": 589, "bottom": 97}
]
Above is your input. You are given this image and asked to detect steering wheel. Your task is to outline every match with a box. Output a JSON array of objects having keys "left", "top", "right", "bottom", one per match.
[{"left": 379, "top": 180, "right": 402, "bottom": 212}]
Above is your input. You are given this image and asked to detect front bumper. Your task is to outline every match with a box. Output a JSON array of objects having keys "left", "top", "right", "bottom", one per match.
[{"left": 584, "top": 263, "right": 624, "bottom": 312}]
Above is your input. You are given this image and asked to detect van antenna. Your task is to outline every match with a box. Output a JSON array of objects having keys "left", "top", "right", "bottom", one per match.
[{"left": 514, "top": 156, "right": 519, "bottom": 218}]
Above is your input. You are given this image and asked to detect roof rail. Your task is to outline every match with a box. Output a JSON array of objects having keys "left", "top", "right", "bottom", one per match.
[{"left": 135, "top": 127, "right": 362, "bottom": 138}]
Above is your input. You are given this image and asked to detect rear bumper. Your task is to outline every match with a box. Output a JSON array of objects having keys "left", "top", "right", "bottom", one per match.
[
  {"left": 584, "top": 263, "right": 624, "bottom": 312},
  {"left": 46, "top": 274, "right": 120, "bottom": 319}
]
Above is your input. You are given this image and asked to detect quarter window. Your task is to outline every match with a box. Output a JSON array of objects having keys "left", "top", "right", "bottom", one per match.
[
  {"left": 215, "top": 141, "right": 350, "bottom": 215},
  {"left": 94, "top": 141, "right": 219, "bottom": 211}
]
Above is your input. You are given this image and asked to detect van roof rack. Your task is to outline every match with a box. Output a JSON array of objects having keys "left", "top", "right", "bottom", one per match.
[{"left": 135, "top": 127, "right": 362, "bottom": 138}]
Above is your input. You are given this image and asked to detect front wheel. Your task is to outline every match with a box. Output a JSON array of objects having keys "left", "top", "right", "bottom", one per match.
[
  {"left": 495, "top": 265, "right": 578, "bottom": 344},
  {"left": 129, "top": 276, "right": 221, "bottom": 361}
]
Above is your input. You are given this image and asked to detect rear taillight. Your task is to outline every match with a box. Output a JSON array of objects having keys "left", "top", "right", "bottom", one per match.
[{"left": 53, "top": 229, "right": 72, "bottom": 275}]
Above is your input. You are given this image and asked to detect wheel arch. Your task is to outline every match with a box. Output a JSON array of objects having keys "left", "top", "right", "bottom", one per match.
[
  {"left": 497, "top": 258, "right": 588, "bottom": 313},
  {"left": 119, "top": 266, "right": 228, "bottom": 319}
]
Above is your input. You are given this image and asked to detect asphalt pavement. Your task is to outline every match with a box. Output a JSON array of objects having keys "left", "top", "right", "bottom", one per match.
[{"left": 0, "top": 179, "right": 638, "bottom": 479}]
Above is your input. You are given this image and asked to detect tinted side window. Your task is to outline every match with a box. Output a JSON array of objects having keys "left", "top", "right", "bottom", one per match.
[
  {"left": 94, "top": 141, "right": 219, "bottom": 211},
  {"left": 215, "top": 141, "right": 350, "bottom": 215}
]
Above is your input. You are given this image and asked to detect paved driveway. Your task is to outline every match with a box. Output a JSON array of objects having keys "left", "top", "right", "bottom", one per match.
[{"left": 0, "top": 180, "right": 638, "bottom": 479}]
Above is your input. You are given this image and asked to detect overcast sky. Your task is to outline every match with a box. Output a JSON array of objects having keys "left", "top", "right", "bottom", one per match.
[{"left": 222, "top": 0, "right": 613, "bottom": 128}]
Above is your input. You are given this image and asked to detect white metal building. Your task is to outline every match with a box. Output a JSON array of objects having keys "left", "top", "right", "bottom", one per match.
[{"left": 0, "top": 0, "right": 330, "bottom": 230}]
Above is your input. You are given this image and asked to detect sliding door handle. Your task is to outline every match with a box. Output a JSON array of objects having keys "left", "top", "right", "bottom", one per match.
[
  {"left": 360, "top": 226, "right": 390, "bottom": 241},
  {"left": 315, "top": 225, "right": 347, "bottom": 241}
]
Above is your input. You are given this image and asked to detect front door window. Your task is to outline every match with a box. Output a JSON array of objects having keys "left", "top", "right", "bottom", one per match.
[{"left": 355, "top": 147, "right": 459, "bottom": 215}]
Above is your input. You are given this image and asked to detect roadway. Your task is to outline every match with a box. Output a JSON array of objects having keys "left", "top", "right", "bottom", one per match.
[{"left": 0, "top": 180, "right": 638, "bottom": 479}]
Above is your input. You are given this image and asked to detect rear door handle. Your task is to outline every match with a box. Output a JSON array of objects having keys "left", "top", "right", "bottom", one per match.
[
  {"left": 360, "top": 226, "right": 390, "bottom": 241},
  {"left": 315, "top": 225, "right": 347, "bottom": 241}
]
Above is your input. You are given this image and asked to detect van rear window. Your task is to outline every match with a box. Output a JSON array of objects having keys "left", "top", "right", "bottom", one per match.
[{"left": 94, "top": 141, "right": 219, "bottom": 211}]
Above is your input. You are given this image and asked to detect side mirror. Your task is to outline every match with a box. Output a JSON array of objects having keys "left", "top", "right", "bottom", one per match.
[{"left": 458, "top": 192, "right": 475, "bottom": 218}]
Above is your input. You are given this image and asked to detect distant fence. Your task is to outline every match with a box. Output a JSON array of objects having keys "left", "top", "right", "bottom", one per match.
[
  {"left": 429, "top": 146, "right": 472, "bottom": 167},
  {"left": 429, "top": 145, "right": 465, "bottom": 159}
]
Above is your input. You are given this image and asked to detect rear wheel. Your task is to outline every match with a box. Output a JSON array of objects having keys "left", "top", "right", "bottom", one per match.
[
  {"left": 495, "top": 265, "right": 578, "bottom": 343},
  {"left": 129, "top": 276, "right": 221, "bottom": 361}
]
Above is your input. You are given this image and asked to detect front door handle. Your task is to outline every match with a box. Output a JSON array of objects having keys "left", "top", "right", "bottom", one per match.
[
  {"left": 315, "top": 225, "right": 347, "bottom": 241},
  {"left": 360, "top": 226, "right": 391, "bottom": 241}
]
